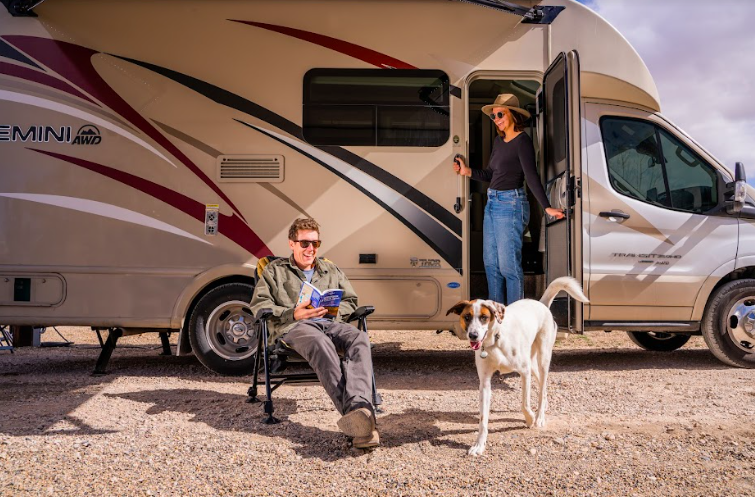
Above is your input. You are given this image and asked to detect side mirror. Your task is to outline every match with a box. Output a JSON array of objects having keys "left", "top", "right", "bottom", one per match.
[{"left": 726, "top": 162, "right": 747, "bottom": 214}]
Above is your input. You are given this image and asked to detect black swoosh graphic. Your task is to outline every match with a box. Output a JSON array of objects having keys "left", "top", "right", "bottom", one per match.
[
  {"left": 112, "top": 55, "right": 462, "bottom": 238},
  {"left": 236, "top": 119, "right": 461, "bottom": 268}
]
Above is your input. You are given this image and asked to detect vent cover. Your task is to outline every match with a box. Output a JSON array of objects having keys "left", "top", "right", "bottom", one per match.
[{"left": 216, "top": 155, "right": 284, "bottom": 183}]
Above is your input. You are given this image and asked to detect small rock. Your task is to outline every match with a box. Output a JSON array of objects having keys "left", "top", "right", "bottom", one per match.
[{"left": 529, "top": 448, "right": 537, "bottom": 455}]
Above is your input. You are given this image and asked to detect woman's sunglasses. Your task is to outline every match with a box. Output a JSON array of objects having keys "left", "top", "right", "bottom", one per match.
[
  {"left": 295, "top": 240, "right": 322, "bottom": 249},
  {"left": 489, "top": 111, "right": 508, "bottom": 121}
]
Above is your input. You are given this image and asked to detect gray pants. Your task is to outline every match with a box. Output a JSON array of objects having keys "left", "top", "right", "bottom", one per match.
[{"left": 280, "top": 320, "right": 374, "bottom": 416}]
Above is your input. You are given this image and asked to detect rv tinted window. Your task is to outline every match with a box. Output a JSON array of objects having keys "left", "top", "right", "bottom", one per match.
[
  {"left": 303, "top": 69, "right": 449, "bottom": 146},
  {"left": 600, "top": 117, "right": 718, "bottom": 214}
]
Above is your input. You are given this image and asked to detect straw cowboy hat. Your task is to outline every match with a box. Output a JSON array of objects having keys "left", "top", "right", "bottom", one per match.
[{"left": 481, "top": 93, "right": 531, "bottom": 119}]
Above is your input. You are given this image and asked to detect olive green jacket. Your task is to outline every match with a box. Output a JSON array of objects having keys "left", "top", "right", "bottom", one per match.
[{"left": 249, "top": 256, "right": 359, "bottom": 342}]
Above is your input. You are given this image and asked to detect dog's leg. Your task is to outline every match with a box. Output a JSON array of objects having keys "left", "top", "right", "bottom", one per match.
[
  {"left": 520, "top": 369, "right": 536, "bottom": 427},
  {"left": 534, "top": 345, "right": 553, "bottom": 428},
  {"left": 469, "top": 374, "right": 492, "bottom": 456}
]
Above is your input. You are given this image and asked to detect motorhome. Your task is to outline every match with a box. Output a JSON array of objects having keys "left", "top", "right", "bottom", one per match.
[{"left": 2, "top": 0, "right": 754, "bottom": 374}]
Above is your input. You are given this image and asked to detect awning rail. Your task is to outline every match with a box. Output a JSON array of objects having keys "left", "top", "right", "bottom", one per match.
[{"left": 455, "top": 0, "right": 564, "bottom": 24}]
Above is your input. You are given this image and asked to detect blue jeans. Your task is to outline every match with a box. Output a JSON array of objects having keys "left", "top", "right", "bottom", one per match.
[{"left": 483, "top": 188, "right": 530, "bottom": 305}]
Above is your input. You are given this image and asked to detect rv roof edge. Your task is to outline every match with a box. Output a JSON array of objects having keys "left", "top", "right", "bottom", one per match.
[{"left": 455, "top": 0, "right": 565, "bottom": 24}]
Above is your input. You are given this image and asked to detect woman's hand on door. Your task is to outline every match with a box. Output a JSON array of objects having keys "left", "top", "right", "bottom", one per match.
[
  {"left": 545, "top": 207, "right": 565, "bottom": 220},
  {"left": 453, "top": 155, "right": 471, "bottom": 177}
]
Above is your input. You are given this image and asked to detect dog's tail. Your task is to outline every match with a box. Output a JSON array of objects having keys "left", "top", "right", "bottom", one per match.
[{"left": 540, "top": 277, "right": 589, "bottom": 308}]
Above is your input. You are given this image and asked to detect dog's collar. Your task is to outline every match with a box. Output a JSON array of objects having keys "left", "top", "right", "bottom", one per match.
[{"left": 480, "top": 331, "right": 501, "bottom": 359}]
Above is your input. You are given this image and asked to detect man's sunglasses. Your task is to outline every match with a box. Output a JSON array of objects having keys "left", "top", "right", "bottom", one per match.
[
  {"left": 489, "top": 111, "right": 508, "bottom": 121},
  {"left": 295, "top": 240, "right": 322, "bottom": 249}
]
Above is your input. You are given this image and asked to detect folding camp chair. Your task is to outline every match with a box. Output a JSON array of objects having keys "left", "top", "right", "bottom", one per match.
[{"left": 245, "top": 256, "right": 382, "bottom": 424}]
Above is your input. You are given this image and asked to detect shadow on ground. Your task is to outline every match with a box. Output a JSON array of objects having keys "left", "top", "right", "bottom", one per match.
[{"left": 106, "top": 388, "right": 527, "bottom": 460}]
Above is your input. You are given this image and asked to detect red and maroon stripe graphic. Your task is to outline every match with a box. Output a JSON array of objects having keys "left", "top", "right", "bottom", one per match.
[
  {"left": 3, "top": 35, "right": 245, "bottom": 221},
  {"left": 29, "top": 148, "right": 272, "bottom": 259},
  {"left": 229, "top": 20, "right": 418, "bottom": 69},
  {"left": 0, "top": 61, "right": 98, "bottom": 105}
]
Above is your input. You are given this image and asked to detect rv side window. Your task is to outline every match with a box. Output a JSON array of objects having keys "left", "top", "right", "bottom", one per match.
[
  {"left": 600, "top": 117, "right": 718, "bottom": 214},
  {"left": 303, "top": 69, "right": 449, "bottom": 147}
]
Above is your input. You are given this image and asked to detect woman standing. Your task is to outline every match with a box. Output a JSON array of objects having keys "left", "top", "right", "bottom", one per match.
[{"left": 454, "top": 94, "right": 564, "bottom": 305}]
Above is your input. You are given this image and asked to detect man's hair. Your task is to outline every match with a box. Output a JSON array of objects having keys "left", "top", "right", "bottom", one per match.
[{"left": 288, "top": 217, "right": 320, "bottom": 240}]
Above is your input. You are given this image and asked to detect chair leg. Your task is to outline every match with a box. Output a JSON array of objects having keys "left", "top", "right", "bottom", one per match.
[
  {"left": 261, "top": 320, "right": 280, "bottom": 424},
  {"left": 360, "top": 317, "right": 384, "bottom": 413},
  {"left": 246, "top": 325, "right": 264, "bottom": 404}
]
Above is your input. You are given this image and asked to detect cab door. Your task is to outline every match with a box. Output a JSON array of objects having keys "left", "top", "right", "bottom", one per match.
[
  {"left": 536, "top": 50, "right": 584, "bottom": 332},
  {"left": 584, "top": 104, "right": 738, "bottom": 322}
]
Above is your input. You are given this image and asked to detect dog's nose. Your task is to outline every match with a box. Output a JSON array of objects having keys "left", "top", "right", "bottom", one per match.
[{"left": 469, "top": 332, "right": 478, "bottom": 341}]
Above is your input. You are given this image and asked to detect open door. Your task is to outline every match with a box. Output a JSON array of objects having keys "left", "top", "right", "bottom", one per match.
[{"left": 537, "top": 50, "right": 583, "bottom": 332}]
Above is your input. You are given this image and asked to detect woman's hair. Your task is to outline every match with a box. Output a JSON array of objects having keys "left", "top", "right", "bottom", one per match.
[
  {"left": 495, "top": 109, "right": 529, "bottom": 137},
  {"left": 288, "top": 217, "right": 320, "bottom": 240}
]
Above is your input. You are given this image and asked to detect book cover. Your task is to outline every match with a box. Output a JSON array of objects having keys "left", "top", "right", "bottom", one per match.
[{"left": 297, "top": 282, "right": 344, "bottom": 319}]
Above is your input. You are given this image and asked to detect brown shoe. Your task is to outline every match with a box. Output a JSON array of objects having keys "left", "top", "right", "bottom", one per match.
[
  {"left": 337, "top": 407, "right": 374, "bottom": 438},
  {"left": 353, "top": 429, "right": 380, "bottom": 449}
]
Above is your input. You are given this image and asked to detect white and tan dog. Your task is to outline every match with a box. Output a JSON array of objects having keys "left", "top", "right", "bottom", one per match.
[{"left": 446, "top": 277, "right": 589, "bottom": 456}]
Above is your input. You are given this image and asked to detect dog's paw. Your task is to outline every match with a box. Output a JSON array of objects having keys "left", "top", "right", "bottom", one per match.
[
  {"left": 468, "top": 443, "right": 486, "bottom": 456},
  {"left": 534, "top": 415, "right": 546, "bottom": 428},
  {"left": 523, "top": 410, "right": 535, "bottom": 427}
]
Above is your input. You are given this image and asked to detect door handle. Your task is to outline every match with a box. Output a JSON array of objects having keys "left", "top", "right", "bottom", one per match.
[{"left": 599, "top": 210, "right": 630, "bottom": 220}]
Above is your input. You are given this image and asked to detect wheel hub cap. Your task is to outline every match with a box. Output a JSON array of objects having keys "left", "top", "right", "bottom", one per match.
[
  {"left": 228, "top": 319, "right": 251, "bottom": 344},
  {"left": 727, "top": 298, "right": 755, "bottom": 351}
]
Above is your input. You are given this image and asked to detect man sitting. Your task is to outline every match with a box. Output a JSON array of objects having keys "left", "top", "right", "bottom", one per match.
[{"left": 250, "top": 217, "right": 379, "bottom": 448}]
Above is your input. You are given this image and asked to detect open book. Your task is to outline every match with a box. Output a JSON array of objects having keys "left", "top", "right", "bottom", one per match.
[{"left": 297, "top": 281, "right": 344, "bottom": 319}]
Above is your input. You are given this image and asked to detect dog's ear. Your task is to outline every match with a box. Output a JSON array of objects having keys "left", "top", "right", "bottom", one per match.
[
  {"left": 481, "top": 300, "right": 506, "bottom": 323},
  {"left": 445, "top": 300, "right": 472, "bottom": 316}
]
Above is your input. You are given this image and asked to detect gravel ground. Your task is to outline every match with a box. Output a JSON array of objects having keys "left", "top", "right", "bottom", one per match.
[{"left": 1, "top": 327, "right": 754, "bottom": 496}]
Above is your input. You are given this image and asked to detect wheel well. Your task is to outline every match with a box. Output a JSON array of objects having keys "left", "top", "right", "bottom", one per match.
[
  {"left": 710, "top": 266, "right": 755, "bottom": 296},
  {"left": 179, "top": 275, "right": 256, "bottom": 354}
]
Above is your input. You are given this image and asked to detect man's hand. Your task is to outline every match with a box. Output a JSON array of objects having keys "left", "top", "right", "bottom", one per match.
[{"left": 294, "top": 299, "right": 328, "bottom": 321}]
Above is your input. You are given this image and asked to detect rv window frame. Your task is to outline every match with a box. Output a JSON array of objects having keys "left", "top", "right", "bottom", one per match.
[
  {"left": 599, "top": 115, "right": 721, "bottom": 215},
  {"left": 302, "top": 68, "right": 450, "bottom": 147}
]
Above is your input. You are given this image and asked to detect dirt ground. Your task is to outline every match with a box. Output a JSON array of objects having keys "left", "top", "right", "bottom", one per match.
[{"left": 0, "top": 327, "right": 754, "bottom": 496}]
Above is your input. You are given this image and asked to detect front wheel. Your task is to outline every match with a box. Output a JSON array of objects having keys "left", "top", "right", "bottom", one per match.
[
  {"left": 702, "top": 279, "right": 755, "bottom": 368},
  {"left": 626, "top": 331, "right": 691, "bottom": 351},
  {"left": 188, "top": 283, "right": 257, "bottom": 375}
]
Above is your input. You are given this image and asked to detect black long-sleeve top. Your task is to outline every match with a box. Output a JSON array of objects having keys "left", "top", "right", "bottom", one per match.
[{"left": 470, "top": 133, "right": 551, "bottom": 209}]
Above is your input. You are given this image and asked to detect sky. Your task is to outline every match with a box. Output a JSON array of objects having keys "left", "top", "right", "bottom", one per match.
[{"left": 578, "top": 0, "right": 755, "bottom": 185}]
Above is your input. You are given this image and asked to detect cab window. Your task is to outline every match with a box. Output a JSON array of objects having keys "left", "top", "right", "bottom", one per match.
[{"left": 600, "top": 117, "right": 718, "bottom": 214}]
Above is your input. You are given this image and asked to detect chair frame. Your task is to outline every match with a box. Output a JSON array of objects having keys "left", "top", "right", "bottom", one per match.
[{"left": 245, "top": 264, "right": 382, "bottom": 424}]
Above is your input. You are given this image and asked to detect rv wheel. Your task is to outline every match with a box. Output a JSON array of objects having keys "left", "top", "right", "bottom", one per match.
[
  {"left": 702, "top": 279, "right": 755, "bottom": 368},
  {"left": 626, "top": 331, "right": 691, "bottom": 351},
  {"left": 188, "top": 283, "right": 257, "bottom": 375}
]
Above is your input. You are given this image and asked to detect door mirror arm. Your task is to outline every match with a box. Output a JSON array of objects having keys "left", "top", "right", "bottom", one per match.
[{"left": 723, "top": 162, "right": 747, "bottom": 215}]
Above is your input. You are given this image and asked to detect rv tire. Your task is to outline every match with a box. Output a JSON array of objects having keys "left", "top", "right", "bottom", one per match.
[
  {"left": 702, "top": 279, "right": 755, "bottom": 368},
  {"left": 625, "top": 331, "right": 690, "bottom": 352},
  {"left": 188, "top": 283, "right": 257, "bottom": 376}
]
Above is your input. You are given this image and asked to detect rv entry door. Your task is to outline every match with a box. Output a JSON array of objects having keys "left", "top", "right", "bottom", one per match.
[{"left": 537, "top": 50, "right": 583, "bottom": 332}]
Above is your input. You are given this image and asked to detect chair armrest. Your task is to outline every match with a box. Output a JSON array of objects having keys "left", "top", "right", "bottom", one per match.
[
  {"left": 256, "top": 308, "right": 274, "bottom": 321},
  {"left": 346, "top": 305, "right": 375, "bottom": 323}
]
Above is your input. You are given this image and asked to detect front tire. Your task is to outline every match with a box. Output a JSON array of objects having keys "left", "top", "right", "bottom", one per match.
[
  {"left": 188, "top": 283, "right": 257, "bottom": 375},
  {"left": 626, "top": 331, "right": 691, "bottom": 351},
  {"left": 702, "top": 279, "right": 755, "bottom": 368}
]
